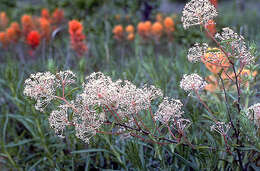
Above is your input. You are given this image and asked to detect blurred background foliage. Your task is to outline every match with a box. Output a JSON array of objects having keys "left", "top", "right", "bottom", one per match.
[{"left": 0, "top": 0, "right": 260, "bottom": 170}]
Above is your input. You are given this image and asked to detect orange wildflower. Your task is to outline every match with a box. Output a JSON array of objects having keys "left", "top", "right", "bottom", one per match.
[
  {"left": 39, "top": 18, "right": 51, "bottom": 41},
  {"left": 125, "top": 25, "right": 134, "bottom": 34},
  {"left": 127, "top": 33, "right": 135, "bottom": 41},
  {"left": 209, "top": 0, "right": 218, "bottom": 8},
  {"left": 203, "top": 48, "right": 230, "bottom": 74},
  {"left": 0, "top": 32, "right": 8, "bottom": 47},
  {"left": 21, "top": 15, "right": 34, "bottom": 37},
  {"left": 6, "top": 22, "right": 21, "bottom": 43},
  {"left": 113, "top": 25, "right": 124, "bottom": 41},
  {"left": 205, "top": 75, "right": 218, "bottom": 92},
  {"left": 68, "top": 20, "right": 87, "bottom": 56},
  {"left": 51, "top": 8, "right": 64, "bottom": 25},
  {"left": 69, "top": 20, "right": 83, "bottom": 35},
  {"left": 41, "top": 8, "right": 50, "bottom": 20},
  {"left": 151, "top": 22, "right": 163, "bottom": 38},
  {"left": 27, "top": 30, "right": 41, "bottom": 49},
  {"left": 0, "top": 12, "right": 8, "bottom": 29},
  {"left": 205, "top": 19, "right": 216, "bottom": 37},
  {"left": 137, "top": 21, "right": 151, "bottom": 39},
  {"left": 163, "top": 17, "right": 175, "bottom": 33}
]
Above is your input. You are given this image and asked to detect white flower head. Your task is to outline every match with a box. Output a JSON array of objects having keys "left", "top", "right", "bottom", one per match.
[
  {"left": 48, "top": 108, "right": 70, "bottom": 138},
  {"left": 56, "top": 70, "right": 76, "bottom": 87},
  {"left": 154, "top": 97, "right": 184, "bottom": 124},
  {"left": 215, "top": 27, "right": 255, "bottom": 65},
  {"left": 73, "top": 103, "right": 105, "bottom": 143},
  {"left": 180, "top": 73, "right": 207, "bottom": 92},
  {"left": 80, "top": 72, "right": 119, "bottom": 107},
  {"left": 23, "top": 71, "right": 57, "bottom": 111},
  {"left": 182, "top": 0, "right": 217, "bottom": 29},
  {"left": 188, "top": 43, "right": 208, "bottom": 63}
]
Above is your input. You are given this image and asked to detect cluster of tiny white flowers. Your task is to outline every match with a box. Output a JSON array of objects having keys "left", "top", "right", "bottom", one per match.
[
  {"left": 80, "top": 72, "right": 119, "bottom": 107},
  {"left": 48, "top": 107, "right": 69, "bottom": 138},
  {"left": 247, "top": 103, "right": 260, "bottom": 126},
  {"left": 23, "top": 72, "right": 57, "bottom": 111},
  {"left": 210, "top": 121, "right": 231, "bottom": 135},
  {"left": 180, "top": 73, "right": 207, "bottom": 92},
  {"left": 181, "top": 0, "right": 217, "bottom": 29},
  {"left": 56, "top": 70, "right": 76, "bottom": 87},
  {"left": 73, "top": 102, "right": 106, "bottom": 143},
  {"left": 154, "top": 97, "right": 184, "bottom": 124},
  {"left": 215, "top": 27, "right": 255, "bottom": 65},
  {"left": 187, "top": 43, "right": 209, "bottom": 63},
  {"left": 80, "top": 72, "right": 163, "bottom": 118},
  {"left": 24, "top": 71, "right": 191, "bottom": 143}
]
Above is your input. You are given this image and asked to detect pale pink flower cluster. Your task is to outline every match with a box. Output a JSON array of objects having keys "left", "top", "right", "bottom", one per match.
[
  {"left": 181, "top": 0, "right": 217, "bottom": 29},
  {"left": 215, "top": 27, "right": 255, "bottom": 65},
  {"left": 247, "top": 103, "right": 260, "bottom": 126},
  {"left": 79, "top": 72, "right": 163, "bottom": 118},
  {"left": 23, "top": 72, "right": 57, "bottom": 111},
  {"left": 180, "top": 73, "right": 207, "bottom": 92},
  {"left": 187, "top": 43, "right": 208, "bottom": 63}
]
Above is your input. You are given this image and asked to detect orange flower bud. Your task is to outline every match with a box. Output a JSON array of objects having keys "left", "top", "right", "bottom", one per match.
[
  {"left": 6, "top": 22, "right": 21, "bottom": 43},
  {"left": 21, "top": 15, "right": 34, "bottom": 37},
  {"left": 163, "top": 17, "right": 175, "bottom": 33},
  {"left": 41, "top": 8, "right": 50, "bottom": 20},
  {"left": 151, "top": 22, "right": 163, "bottom": 37},
  {"left": 0, "top": 12, "right": 8, "bottom": 29},
  {"left": 51, "top": 8, "right": 64, "bottom": 25},
  {"left": 125, "top": 25, "right": 134, "bottom": 34},
  {"left": 137, "top": 21, "right": 151, "bottom": 39},
  {"left": 68, "top": 20, "right": 87, "bottom": 56},
  {"left": 39, "top": 18, "right": 51, "bottom": 41},
  {"left": 127, "top": 33, "right": 135, "bottom": 41},
  {"left": 113, "top": 25, "right": 124, "bottom": 40},
  {"left": 0, "top": 32, "right": 8, "bottom": 47}
]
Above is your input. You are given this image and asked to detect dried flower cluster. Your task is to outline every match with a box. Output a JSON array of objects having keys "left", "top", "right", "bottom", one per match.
[
  {"left": 215, "top": 27, "right": 255, "bottom": 65},
  {"left": 154, "top": 97, "right": 184, "bottom": 124},
  {"left": 24, "top": 71, "right": 192, "bottom": 143},
  {"left": 210, "top": 121, "right": 231, "bottom": 135},
  {"left": 247, "top": 103, "right": 260, "bottom": 127},
  {"left": 23, "top": 72, "right": 57, "bottom": 111},
  {"left": 180, "top": 73, "right": 207, "bottom": 92},
  {"left": 182, "top": 0, "right": 217, "bottom": 29}
]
